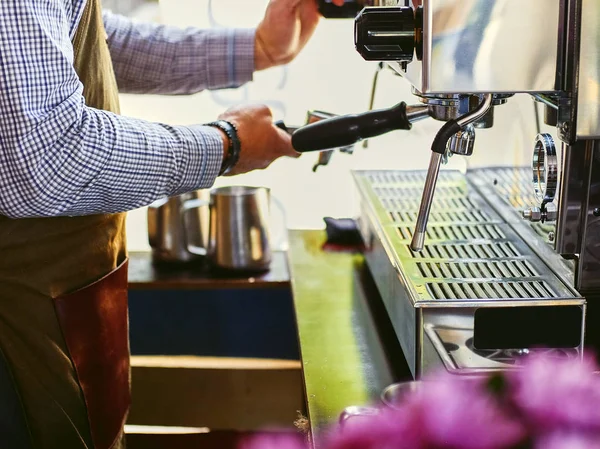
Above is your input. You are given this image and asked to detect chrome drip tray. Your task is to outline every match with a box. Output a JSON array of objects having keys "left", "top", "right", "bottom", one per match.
[
  {"left": 425, "top": 326, "right": 580, "bottom": 372},
  {"left": 353, "top": 169, "right": 585, "bottom": 377}
]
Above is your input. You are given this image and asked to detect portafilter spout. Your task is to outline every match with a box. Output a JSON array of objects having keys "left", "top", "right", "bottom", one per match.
[{"left": 410, "top": 94, "right": 493, "bottom": 252}]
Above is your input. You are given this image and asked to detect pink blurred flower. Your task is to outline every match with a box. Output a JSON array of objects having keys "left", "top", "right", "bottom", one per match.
[
  {"left": 405, "top": 377, "right": 526, "bottom": 449},
  {"left": 240, "top": 356, "right": 600, "bottom": 449},
  {"left": 534, "top": 431, "right": 600, "bottom": 449},
  {"left": 240, "top": 432, "right": 308, "bottom": 449},
  {"left": 328, "top": 376, "right": 524, "bottom": 449},
  {"left": 508, "top": 354, "right": 600, "bottom": 432}
]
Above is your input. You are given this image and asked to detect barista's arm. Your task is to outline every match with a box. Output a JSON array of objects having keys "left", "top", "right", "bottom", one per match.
[
  {"left": 103, "top": 11, "right": 256, "bottom": 95},
  {"left": 0, "top": 1, "right": 227, "bottom": 218}
]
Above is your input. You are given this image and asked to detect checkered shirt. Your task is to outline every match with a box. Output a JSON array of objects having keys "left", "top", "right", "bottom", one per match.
[{"left": 0, "top": 2, "right": 255, "bottom": 218}]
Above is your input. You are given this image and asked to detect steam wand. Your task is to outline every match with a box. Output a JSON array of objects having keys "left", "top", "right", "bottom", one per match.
[{"left": 410, "top": 94, "right": 493, "bottom": 252}]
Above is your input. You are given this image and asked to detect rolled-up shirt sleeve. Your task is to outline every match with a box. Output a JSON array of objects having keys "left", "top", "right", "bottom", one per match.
[
  {"left": 103, "top": 10, "right": 256, "bottom": 95},
  {"left": 0, "top": 0, "right": 224, "bottom": 219}
]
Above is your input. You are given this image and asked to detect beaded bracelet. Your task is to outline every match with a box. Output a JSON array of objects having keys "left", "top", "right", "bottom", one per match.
[{"left": 206, "top": 120, "right": 241, "bottom": 176}]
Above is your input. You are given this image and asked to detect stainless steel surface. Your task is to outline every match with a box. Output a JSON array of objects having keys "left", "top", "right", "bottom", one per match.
[
  {"left": 417, "top": 93, "right": 468, "bottom": 122},
  {"left": 522, "top": 206, "right": 542, "bottom": 222},
  {"left": 380, "top": 381, "right": 423, "bottom": 408},
  {"left": 447, "top": 124, "right": 475, "bottom": 156},
  {"left": 400, "top": 0, "right": 561, "bottom": 93},
  {"left": 468, "top": 167, "right": 575, "bottom": 286},
  {"left": 410, "top": 153, "right": 442, "bottom": 252},
  {"left": 147, "top": 190, "right": 210, "bottom": 263},
  {"left": 573, "top": 142, "right": 600, "bottom": 290},
  {"left": 456, "top": 94, "right": 493, "bottom": 127},
  {"left": 414, "top": 91, "right": 508, "bottom": 123},
  {"left": 404, "top": 104, "right": 430, "bottom": 123},
  {"left": 555, "top": 141, "right": 593, "bottom": 256},
  {"left": 532, "top": 133, "right": 558, "bottom": 206},
  {"left": 338, "top": 406, "right": 379, "bottom": 426},
  {"left": 344, "top": 0, "right": 600, "bottom": 297},
  {"left": 354, "top": 169, "right": 585, "bottom": 377},
  {"left": 411, "top": 94, "right": 493, "bottom": 252},
  {"left": 576, "top": 0, "right": 600, "bottom": 138},
  {"left": 290, "top": 1, "right": 600, "bottom": 439},
  {"left": 205, "top": 186, "right": 274, "bottom": 272},
  {"left": 428, "top": 326, "right": 580, "bottom": 373}
]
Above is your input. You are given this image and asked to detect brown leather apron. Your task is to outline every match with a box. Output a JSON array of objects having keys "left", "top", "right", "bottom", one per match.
[{"left": 0, "top": 0, "right": 129, "bottom": 447}]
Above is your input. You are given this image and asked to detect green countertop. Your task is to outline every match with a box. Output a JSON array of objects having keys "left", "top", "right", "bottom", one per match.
[{"left": 287, "top": 230, "right": 410, "bottom": 448}]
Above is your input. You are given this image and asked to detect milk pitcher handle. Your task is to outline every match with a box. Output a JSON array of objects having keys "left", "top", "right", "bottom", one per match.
[
  {"left": 270, "top": 196, "right": 289, "bottom": 252},
  {"left": 181, "top": 198, "right": 210, "bottom": 256}
]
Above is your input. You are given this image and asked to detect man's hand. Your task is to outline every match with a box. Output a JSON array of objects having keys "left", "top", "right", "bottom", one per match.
[
  {"left": 218, "top": 104, "right": 299, "bottom": 176},
  {"left": 255, "top": 0, "right": 345, "bottom": 70}
]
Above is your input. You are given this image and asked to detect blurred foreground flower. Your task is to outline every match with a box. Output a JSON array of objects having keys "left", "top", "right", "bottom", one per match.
[
  {"left": 241, "top": 355, "right": 600, "bottom": 449},
  {"left": 508, "top": 355, "right": 600, "bottom": 432},
  {"left": 240, "top": 432, "right": 307, "bottom": 449},
  {"left": 534, "top": 431, "right": 600, "bottom": 449}
]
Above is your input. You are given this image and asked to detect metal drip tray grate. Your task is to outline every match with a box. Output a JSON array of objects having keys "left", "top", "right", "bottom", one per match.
[
  {"left": 427, "top": 280, "right": 556, "bottom": 300},
  {"left": 381, "top": 196, "right": 478, "bottom": 213},
  {"left": 416, "top": 260, "right": 538, "bottom": 279},
  {"left": 365, "top": 171, "right": 464, "bottom": 185},
  {"left": 410, "top": 242, "right": 520, "bottom": 259},
  {"left": 469, "top": 167, "right": 557, "bottom": 244},
  {"left": 483, "top": 168, "right": 538, "bottom": 209},
  {"left": 390, "top": 210, "right": 492, "bottom": 224},
  {"left": 396, "top": 224, "right": 506, "bottom": 241},
  {"left": 353, "top": 169, "right": 583, "bottom": 375},
  {"left": 374, "top": 185, "right": 465, "bottom": 198},
  {"left": 353, "top": 169, "right": 578, "bottom": 304}
]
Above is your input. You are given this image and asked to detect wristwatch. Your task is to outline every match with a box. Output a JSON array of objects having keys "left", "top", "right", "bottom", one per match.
[{"left": 206, "top": 120, "right": 241, "bottom": 175}]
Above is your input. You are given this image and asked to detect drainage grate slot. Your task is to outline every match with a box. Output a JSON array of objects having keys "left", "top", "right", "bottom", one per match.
[
  {"left": 426, "top": 281, "right": 556, "bottom": 300},
  {"left": 381, "top": 197, "right": 477, "bottom": 212},
  {"left": 374, "top": 186, "right": 464, "bottom": 198},
  {"left": 397, "top": 225, "right": 506, "bottom": 243},
  {"left": 409, "top": 242, "right": 522, "bottom": 259},
  {"left": 426, "top": 281, "right": 556, "bottom": 299},
  {"left": 368, "top": 171, "right": 463, "bottom": 185},
  {"left": 416, "top": 261, "right": 539, "bottom": 280},
  {"left": 390, "top": 210, "right": 492, "bottom": 224}
]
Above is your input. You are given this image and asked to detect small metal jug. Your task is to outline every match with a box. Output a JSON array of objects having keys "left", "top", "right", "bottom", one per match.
[
  {"left": 148, "top": 186, "right": 284, "bottom": 272},
  {"left": 147, "top": 190, "right": 210, "bottom": 264}
]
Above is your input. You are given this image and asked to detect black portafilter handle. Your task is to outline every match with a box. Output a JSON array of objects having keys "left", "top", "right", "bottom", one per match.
[{"left": 291, "top": 102, "right": 412, "bottom": 153}]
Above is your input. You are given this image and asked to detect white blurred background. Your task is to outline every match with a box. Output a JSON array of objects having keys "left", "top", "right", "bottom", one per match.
[{"left": 108, "top": 0, "right": 550, "bottom": 251}]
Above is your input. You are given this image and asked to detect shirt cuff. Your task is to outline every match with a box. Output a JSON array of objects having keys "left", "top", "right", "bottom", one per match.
[
  {"left": 172, "top": 125, "right": 224, "bottom": 194},
  {"left": 206, "top": 28, "right": 255, "bottom": 89}
]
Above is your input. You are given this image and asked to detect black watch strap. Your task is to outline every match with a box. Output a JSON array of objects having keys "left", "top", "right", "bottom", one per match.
[{"left": 206, "top": 120, "right": 241, "bottom": 175}]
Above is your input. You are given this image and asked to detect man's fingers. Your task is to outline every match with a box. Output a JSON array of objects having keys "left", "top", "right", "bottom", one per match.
[{"left": 274, "top": 126, "right": 300, "bottom": 158}]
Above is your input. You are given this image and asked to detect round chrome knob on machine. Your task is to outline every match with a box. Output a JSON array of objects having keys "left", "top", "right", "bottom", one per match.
[
  {"left": 354, "top": 6, "right": 419, "bottom": 62},
  {"left": 532, "top": 133, "right": 558, "bottom": 206},
  {"left": 523, "top": 133, "right": 559, "bottom": 223}
]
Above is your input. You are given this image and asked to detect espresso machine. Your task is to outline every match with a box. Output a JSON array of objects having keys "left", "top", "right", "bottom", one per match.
[{"left": 292, "top": 0, "right": 600, "bottom": 378}]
